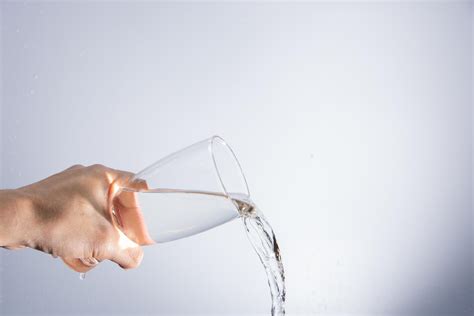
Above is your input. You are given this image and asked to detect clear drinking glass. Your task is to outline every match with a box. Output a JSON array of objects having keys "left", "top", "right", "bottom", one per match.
[{"left": 114, "top": 136, "right": 250, "bottom": 244}]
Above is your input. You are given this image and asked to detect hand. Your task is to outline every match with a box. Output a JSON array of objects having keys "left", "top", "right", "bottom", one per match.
[{"left": 0, "top": 164, "right": 151, "bottom": 273}]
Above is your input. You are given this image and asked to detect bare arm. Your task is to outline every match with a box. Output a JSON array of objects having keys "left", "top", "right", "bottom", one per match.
[{"left": 0, "top": 189, "right": 36, "bottom": 249}]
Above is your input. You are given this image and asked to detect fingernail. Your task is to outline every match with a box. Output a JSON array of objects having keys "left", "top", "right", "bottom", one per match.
[{"left": 80, "top": 257, "right": 99, "bottom": 267}]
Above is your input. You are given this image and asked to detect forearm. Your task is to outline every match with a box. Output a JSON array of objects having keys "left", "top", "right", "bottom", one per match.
[{"left": 0, "top": 189, "right": 36, "bottom": 248}]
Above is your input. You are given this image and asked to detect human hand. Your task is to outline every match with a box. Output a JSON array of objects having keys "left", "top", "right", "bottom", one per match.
[{"left": 0, "top": 164, "right": 151, "bottom": 272}]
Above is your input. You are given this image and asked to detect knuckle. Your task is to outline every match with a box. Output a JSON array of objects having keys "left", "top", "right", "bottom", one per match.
[
  {"left": 89, "top": 164, "right": 108, "bottom": 174},
  {"left": 69, "top": 164, "right": 84, "bottom": 170},
  {"left": 87, "top": 164, "right": 113, "bottom": 186},
  {"left": 126, "top": 247, "right": 144, "bottom": 269}
]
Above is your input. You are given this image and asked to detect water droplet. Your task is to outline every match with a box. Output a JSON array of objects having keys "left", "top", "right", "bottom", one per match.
[
  {"left": 15, "top": 28, "right": 20, "bottom": 33},
  {"left": 29, "top": 89, "right": 35, "bottom": 95},
  {"left": 33, "top": 74, "right": 38, "bottom": 80},
  {"left": 79, "top": 273, "right": 86, "bottom": 280},
  {"left": 310, "top": 153, "right": 314, "bottom": 159}
]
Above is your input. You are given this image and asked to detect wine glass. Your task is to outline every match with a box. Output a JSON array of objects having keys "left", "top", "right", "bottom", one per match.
[{"left": 114, "top": 136, "right": 250, "bottom": 244}]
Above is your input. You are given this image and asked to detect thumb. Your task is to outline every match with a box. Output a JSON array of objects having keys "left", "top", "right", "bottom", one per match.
[{"left": 110, "top": 229, "right": 144, "bottom": 269}]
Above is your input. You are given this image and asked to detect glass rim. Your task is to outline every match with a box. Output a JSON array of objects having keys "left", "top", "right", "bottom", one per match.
[
  {"left": 209, "top": 135, "right": 250, "bottom": 198},
  {"left": 132, "top": 135, "right": 250, "bottom": 199}
]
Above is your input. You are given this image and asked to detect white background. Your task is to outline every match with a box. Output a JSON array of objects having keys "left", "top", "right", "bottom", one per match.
[{"left": 1, "top": 2, "right": 472, "bottom": 315}]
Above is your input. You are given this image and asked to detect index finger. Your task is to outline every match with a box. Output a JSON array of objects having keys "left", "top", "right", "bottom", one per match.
[{"left": 105, "top": 171, "right": 153, "bottom": 246}]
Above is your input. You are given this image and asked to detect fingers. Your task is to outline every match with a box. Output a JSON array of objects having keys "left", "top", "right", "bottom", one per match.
[
  {"left": 110, "top": 245, "right": 144, "bottom": 269},
  {"left": 61, "top": 257, "right": 96, "bottom": 273},
  {"left": 2, "top": 245, "right": 26, "bottom": 250},
  {"left": 108, "top": 230, "right": 144, "bottom": 269},
  {"left": 66, "top": 164, "right": 84, "bottom": 171},
  {"left": 106, "top": 168, "right": 147, "bottom": 212},
  {"left": 106, "top": 170, "right": 153, "bottom": 246},
  {"left": 49, "top": 164, "right": 147, "bottom": 273},
  {"left": 112, "top": 175, "right": 155, "bottom": 245},
  {"left": 61, "top": 246, "right": 143, "bottom": 272},
  {"left": 80, "top": 257, "right": 100, "bottom": 267},
  {"left": 110, "top": 169, "right": 148, "bottom": 193},
  {"left": 81, "top": 164, "right": 146, "bottom": 194},
  {"left": 62, "top": 231, "right": 144, "bottom": 272},
  {"left": 113, "top": 190, "right": 155, "bottom": 246}
]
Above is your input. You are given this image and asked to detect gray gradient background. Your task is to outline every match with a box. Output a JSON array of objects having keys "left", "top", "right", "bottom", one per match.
[{"left": 0, "top": 1, "right": 472, "bottom": 315}]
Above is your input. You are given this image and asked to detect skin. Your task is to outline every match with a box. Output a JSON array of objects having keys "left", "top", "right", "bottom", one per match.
[{"left": 0, "top": 164, "right": 154, "bottom": 273}]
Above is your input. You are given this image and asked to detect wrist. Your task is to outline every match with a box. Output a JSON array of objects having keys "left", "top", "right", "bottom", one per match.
[{"left": 0, "top": 189, "right": 38, "bottom": 248}]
